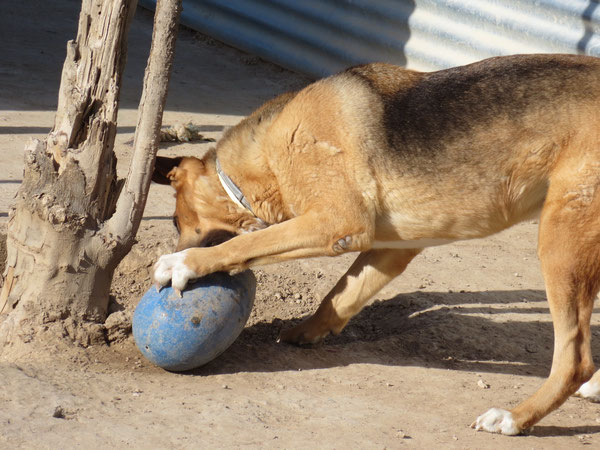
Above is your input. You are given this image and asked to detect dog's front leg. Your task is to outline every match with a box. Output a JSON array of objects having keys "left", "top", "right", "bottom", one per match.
[
  {"left": 154, "top": 212, "right": 374, "bottom": 291},
  {"left": 279, "top": 248, "right": 421, "bottom": 345}
]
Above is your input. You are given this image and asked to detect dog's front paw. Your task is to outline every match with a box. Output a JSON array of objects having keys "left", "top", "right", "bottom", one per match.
[
  {"left": 471, "top": 408, "right": 520, "bottom": 435},
  {"left": 153, "top": 250, "right": 198, "bottom": 292}
]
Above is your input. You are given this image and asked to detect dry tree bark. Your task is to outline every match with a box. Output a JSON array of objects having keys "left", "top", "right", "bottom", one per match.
[{"left": 0, "top": 0, "right": 182, "bottom": 354}]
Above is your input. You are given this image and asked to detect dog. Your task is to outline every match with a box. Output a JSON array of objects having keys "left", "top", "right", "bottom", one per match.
[{"left": 151, "top": 54, "right": 600, "bottom": 435}]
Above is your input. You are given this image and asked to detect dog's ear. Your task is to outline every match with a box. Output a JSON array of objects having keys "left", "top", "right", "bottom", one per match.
[{"left": 152, "top": 156, "right": 183, "bottom": 184}]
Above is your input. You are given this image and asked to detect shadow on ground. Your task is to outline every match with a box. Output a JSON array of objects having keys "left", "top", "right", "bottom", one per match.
[
  {"left": 0, "top": 2, "right": 310, "bottom": 116},
  {"left": 181, "top": 288, "right": 600, "bottom": 381}
]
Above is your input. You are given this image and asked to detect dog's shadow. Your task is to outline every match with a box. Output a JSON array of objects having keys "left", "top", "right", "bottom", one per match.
[
  {"left": 187, "top": 289, "right": 600, "bottom": 378},
  {"left": 181, "top": 289, "right": 600, "bottom": 436},
  {"left": 527, "top": 425, "right": 600, "bottom": 437}
]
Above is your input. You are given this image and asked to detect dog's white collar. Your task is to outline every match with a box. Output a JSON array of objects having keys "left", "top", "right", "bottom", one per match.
[{"left": 215, "top": 157, "right": 256, "bottom": 216}]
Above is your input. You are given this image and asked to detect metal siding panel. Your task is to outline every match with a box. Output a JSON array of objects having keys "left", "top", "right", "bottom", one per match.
[{"left": 140, "top": 0, "right": 600, "bottom": 76}]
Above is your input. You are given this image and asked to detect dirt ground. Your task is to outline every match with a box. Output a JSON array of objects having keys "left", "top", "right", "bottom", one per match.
[{"left": 2, "top": 1, "right": 600, "bottom": 449}]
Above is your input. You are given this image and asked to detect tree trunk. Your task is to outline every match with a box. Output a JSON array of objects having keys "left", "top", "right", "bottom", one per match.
[{"left": 0, "top": 0, "right": 182, "bottom": 354}]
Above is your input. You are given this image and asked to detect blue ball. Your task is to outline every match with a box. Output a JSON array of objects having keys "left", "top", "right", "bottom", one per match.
[{"left": 132, "top": 271, "right": 256, "bottom": 371}]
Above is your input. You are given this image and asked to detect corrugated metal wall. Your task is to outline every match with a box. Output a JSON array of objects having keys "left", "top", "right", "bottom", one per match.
[{"left": 140, "top": 0, "right": 600, "bottom": 77}]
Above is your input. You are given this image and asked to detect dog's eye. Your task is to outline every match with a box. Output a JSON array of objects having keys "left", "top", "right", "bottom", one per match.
[{"left": 195, "top": 227, "right": 201, "bottom": 235}]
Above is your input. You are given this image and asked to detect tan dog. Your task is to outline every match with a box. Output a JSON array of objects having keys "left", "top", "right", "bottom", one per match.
[{"left": 152, "top": 54, "right": 600, "bottom": 435}]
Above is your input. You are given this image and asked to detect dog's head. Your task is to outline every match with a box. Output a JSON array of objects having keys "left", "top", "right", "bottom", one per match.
[
  {"left": 152, "top": 150, "right": 264, "bottom": 251},
  {"left": 153, "top": 91, "right": 300, "bottom": 251}
]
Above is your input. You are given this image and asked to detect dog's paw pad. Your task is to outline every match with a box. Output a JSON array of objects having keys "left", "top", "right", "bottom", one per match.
[
  {"left": 332, "top": 235, "right": 352, "bottom": 253},
  {"left": 575, "top": 380, "right": 600, "bottom": 402},
  {"left": 472, "top": 408, "right": 520, "bottom": 435}
]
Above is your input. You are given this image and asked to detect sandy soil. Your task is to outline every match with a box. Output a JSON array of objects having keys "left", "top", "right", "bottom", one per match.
[{"left": 2, "top": 2, "right": 600, "bottom": 448}]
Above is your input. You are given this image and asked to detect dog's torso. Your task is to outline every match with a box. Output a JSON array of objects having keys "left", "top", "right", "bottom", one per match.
[{"left": 216, "top": 54, "right": 600, "bottom": 248}]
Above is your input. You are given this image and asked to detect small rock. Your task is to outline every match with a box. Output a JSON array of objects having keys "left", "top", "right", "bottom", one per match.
[
  {"left": 525, "top": 343, "right": 538, "bottom": 353},
  {"left": 105, "top": 310, "right": 133, "bottom": 343},
  {"left": 477, "top": 379, "right": 490, "bottom": 389},
  {"left": 578, "top": 434, "right": 591, "bottom": 444},
  {"left": 52, "top": 406, "right": 65, "bottom": 419}
]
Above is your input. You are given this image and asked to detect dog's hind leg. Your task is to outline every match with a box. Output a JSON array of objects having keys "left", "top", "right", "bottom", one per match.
[
  {"left": 473, "top": 155, "right": 600, "bottom": 435},
  {"left": 279, "top": 248, "right": 421, "bottom": 345}
]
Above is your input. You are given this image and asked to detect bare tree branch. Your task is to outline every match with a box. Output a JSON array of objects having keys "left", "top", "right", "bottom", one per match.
[
  {"left": 52, "top": 0, "right": 138, "bottom": 224},
  {"left": 102, "top": 0, "right": 183, "bottom": 253}
]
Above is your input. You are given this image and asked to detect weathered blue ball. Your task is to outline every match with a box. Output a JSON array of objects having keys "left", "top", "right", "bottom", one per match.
[{"left": 133, "top": 271, "right": 256, "bottom": 371}]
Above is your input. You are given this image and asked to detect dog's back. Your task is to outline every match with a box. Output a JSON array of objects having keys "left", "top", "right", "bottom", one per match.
[{"left": 346, "top": 54, "right": 600, "bottom": 159}]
